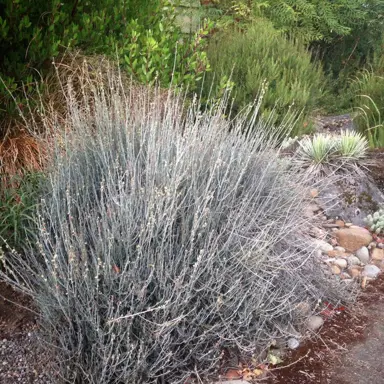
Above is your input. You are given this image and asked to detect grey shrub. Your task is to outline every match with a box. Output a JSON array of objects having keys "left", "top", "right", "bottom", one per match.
[{"left": 2, "top": 74, "right": 351, "bottom": 384}]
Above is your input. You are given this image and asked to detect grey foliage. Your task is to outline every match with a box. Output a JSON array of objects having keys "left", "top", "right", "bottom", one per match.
[{"left": 1, "top": 73, "right": 352, "bottom": 383}]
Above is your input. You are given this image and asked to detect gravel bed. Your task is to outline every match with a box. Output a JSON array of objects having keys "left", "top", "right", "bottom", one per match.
[{"left": 0, "top": 283, "right": 57, "bottom": 384}]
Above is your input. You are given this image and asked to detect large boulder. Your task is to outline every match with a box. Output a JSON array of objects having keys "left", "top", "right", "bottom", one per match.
[
  {"left": 317, "top": 167, "right": 384, "bottom": 226},
  {"left": 334, "top": 227, "right": 372, "bottom": 252}
]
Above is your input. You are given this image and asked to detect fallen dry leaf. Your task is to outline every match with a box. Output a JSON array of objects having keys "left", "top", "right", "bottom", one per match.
[{"left": 224, "top": 369, "right": 242, "bottom": 380}]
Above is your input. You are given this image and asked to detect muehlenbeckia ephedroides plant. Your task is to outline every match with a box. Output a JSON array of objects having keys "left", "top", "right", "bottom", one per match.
[
  {"left": 0, "top": 66, "right": 353, "bottom": 384},
  {"left": 364, "top": 208, "right": 384, "bottom": 234}
]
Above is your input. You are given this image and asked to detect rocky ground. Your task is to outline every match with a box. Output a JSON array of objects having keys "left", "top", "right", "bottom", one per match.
[
  {"left": 217, "top": 214, "right": 384, "bottom": 383},
  {"left": 0, "top": 283, "right": 56, "bottom": 384}
]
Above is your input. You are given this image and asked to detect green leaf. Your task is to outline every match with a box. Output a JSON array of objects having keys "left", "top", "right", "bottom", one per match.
[{"left": 268, "top": 353, "right": 283, "bottom": 366}]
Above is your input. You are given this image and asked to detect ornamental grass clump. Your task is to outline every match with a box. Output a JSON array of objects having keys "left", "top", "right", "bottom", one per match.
[
  {"left": 350, "top": 55, "right": 384, "bottom": 148},
  {"left": 1, "top": 70, "right": 351, "bottom": 383},
  {"left": 295, "top": 131, "right": 368, "bottom": 176},
  {"left": 296, "top": 133, "right": 336, "bottom": 174},
  {"left": 336, "top": 130, "right": 368, "bottom": 160}
]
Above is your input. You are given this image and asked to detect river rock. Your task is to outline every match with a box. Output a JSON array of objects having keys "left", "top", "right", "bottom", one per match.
[
  {"left": 331, "top": 265, "right": 341, "bottom": 274},
  {"left": 363, "top": 264, "right": 381, "bottom": 278},
  {"left": 287, "top": 338, "right": 300, "bottom": 350},
  {"left": 310, "top": 226, "right": 327, "bottom": 239},
  {"left": 347, "top": 255, "right": 361, "bottom": 266},
  {"left": 327, "top": 249, "right": 350, "bottom": 258},
  {"left": 348, "top": 266, "right": 363, "bottom": 278},
  {"left": 313, "top": 239, "right": 333, "bottom": 253},
  {"left": 356, "top": 246, "right": 370, "bottom": 264},
  {"left": 307, "top": 315, "right": 324, "bottom": 332},
  {"left": 333, "top": 259, "right": 348, "bottom": 269},
  {"left": 334, "top": 228, "right": 372, "bottom": 252},
  {"left": 372, "top": 248, "right": 384, "bottom": 261}
]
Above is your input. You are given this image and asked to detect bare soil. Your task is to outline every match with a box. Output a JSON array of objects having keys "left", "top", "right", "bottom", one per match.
[
  {"left": 0, "top": 282, "right": 34, "bottom": 338},
  {"left": 0, "top": 282, "right": 56, "bottom": 384},
  {"left": 267, "top": 275, "right": 384, "bottom": 384}
]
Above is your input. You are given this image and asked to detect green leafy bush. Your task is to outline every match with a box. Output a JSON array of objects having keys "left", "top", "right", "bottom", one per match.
[
  {"left": 1, "top": 69, "right": 350, "bottom": 383},
  {"left": 208, "top": 0, "right": 384, "bottom": 43},
  {"left": 255, "top": 0, "right": 383, "bottom": 43},
  {"left": 205, "top": 19, "right": 325, "bottom": 136},
  {"left": 207, "top": 0, "right": 384, "bottom": 114},
  {"left": 0, "top": 0, "right": 209, "bottom": 126},
  {"left": 314, "top": 1, "right": 384, "bottom": 74}
]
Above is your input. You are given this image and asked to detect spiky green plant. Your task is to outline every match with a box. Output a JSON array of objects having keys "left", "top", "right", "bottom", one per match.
[
  {"left": 297, "top": 133, "right": 336, "bottom": 165},
  {"left": 296, "top": 131, "right": 368, "bottom": 175},
  {"left": 336, "top": 130, "right": 368, "bottom": 159}
]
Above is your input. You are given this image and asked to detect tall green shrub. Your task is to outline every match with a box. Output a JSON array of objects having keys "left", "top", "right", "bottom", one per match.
[
  {"left": 208, "top": 0, "right": 384, "bottom": 107},
  {"left": 209, "top": 0, "right": 384, "bottom": 42},
  {"left": 205, "top": 19, "right": 325, "bottom": 136},
  {"left": 0, "top": 0, "right": 209, "bottom": 126}
]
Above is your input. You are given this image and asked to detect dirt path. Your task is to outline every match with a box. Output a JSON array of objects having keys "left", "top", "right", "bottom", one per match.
[
  {"left": 314, "top": 113, "right": 355, "bottom": 134},
  {"left": 328, "top": 285, "right": 384, "bottom": 383},
  {"left": 267, "top": 275, "right": 384, "bottom": 384}
]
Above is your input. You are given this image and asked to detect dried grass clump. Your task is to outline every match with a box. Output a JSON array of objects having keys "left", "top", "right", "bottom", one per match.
[
  {"left": 1, "top": 70, "right": 352, "bottom": 383},
  {"left": 39, "top": 51, "right": 172, "bottom": 130},
  {"left": 1, "top": 52, "right": 169, "bottom": 181},
  {"left": 0, "top": 128, "right": 45, "bottom": 187}
]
